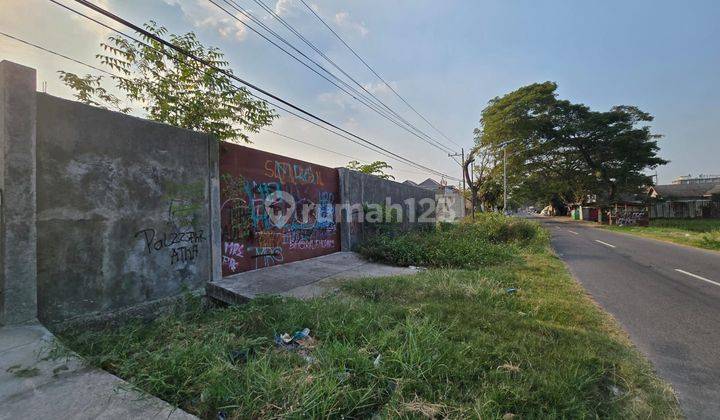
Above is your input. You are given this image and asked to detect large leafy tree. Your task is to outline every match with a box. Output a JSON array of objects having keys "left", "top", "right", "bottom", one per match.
[
  {"left": 59, "top": 21, "right": 276, "bottom": 143},
  {"left": 476, "top": 82, "right": 667, "bottom": 206},
  {"left": 347, "top": 160, "right": 395, "bottom": 180}
]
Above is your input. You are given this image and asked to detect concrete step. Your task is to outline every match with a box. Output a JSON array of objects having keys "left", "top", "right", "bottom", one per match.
[{"left": 207, "top": 252, "right": 418, "bottom": 303}]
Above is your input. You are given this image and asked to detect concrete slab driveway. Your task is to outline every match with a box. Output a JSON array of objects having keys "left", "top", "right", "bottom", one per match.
[{"left": 207, "top": 252, "right": 419, "bottom": 304}]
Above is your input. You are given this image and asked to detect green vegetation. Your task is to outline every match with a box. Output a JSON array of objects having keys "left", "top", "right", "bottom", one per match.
[
  {"left": 467, "top": 82, "right": 666, "bottom": 210},
  {"left": 60, "top": 215, "right": 679, "bottom": 418},
  {"left": 59, "top": 21, "right": 276, "bottom": 143},
  {"left": 606, "top": 219, "right": 720, "bottom": 251},
  {"left": 359, "top": 213, "right": 546, "bottom": 268},
  {"left": 346, "top": 160, "right": 395, "bottom": 180}
]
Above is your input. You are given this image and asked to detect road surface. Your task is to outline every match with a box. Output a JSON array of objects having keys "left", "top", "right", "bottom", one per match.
[{"left": 531, "top": 216, "right": 720, "bottom": 419}]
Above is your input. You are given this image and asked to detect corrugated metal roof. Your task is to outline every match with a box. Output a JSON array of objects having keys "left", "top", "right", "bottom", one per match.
[{"left": 650, "top": 183, "right": 720, "bottom": 199}]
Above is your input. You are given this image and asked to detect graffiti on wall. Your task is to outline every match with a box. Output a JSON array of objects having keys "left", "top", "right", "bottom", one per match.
[
  {"left": 612, "top": 210, "right": 649, "bottom": 227},
  {"left": 220, "top": 145, "right": 340, "bottom": 275},
  {"left": 135, "top": 181, "right": 206, "bottom": 266}
]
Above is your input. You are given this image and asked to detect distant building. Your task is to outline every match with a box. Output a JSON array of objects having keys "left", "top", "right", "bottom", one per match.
[
  {"left": 414, "top": 178, "right": 460, "bottom": 194},
  {"left": 647, "top": 183, "right": 720, "bottom": 218},
  {"left": 402, "top": 180, "right": 418, "bottom": 187},
  {"left": 649, "top": 183, "right": 720, "bottom": 201},
  {"left": 671, "top": 174, "right": 720, "bottom": 185},
  {"left": 418, "top": 178, "right": 443, "bottom": 190}
]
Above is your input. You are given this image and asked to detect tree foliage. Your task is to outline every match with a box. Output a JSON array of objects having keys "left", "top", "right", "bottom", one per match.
[
  {"left": 58, "top": 21, "right": 276, "bottom": 143},
  {"left": 347, "top": 160, "right": 395, "bottom": 180},
  {"left": 473, "top": 82, "right": 667, "bottom": 207}
]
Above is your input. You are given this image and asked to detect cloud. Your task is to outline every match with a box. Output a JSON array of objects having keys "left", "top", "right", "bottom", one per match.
[
  {"left": 0, "top": 0, "right": 122, "bottom": 101},
  {"left": 318, "top": 81, "right": 397, "bottom": 110},
  {"left": 162, "top": 0, "right": 248, "bottom": 41},
  {"left": 362, "top": 80, "right": 398, "bottom": 96},
  {"left": 334, "top": 11, "right": 369, "bottom": 37},
  {"left": 274, "top": 0, "right": 293, "bottom": 16},
  {"left": 276, "top": 1, "right": 369, "bottom": 37},
  {"left": 68, "top": 0, "right": 113, "bottom": 39}
]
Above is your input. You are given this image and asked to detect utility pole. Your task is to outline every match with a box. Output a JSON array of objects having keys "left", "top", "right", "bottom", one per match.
[
  {"left": 448, "top": 148, "right": 465, "bottom": 192},
  {"left": 449, "top": 148, "right": 469, "bottom": 217},
  {"left": 503, "top": 146, "right": 507, "bottom": 213}
]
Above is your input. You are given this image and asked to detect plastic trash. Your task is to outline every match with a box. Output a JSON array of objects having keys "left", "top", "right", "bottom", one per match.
[
  {"left": 506, "top": 288, "right": 518, "bottom": 294},
  {"left": 275, "top": 328, "right": 316, "bottom": 363},
  {"left": 293, "top": 328, "right": 311, "bottom": 341},
  {"left": 373, "top": 354, "right": 382, "bottom": 367}
]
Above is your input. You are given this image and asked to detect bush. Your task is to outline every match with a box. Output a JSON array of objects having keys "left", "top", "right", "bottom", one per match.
[
  {"left": 701, "top": 230, "right": 720, "bottom": 249},
  {"left": 358, "top": 213, "right": 546, "bottom": 269}
]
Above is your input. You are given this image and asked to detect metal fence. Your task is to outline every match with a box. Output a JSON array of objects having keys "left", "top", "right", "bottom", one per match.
[{"left": 650, "top": 200, "right": 720, "bottom": 219}]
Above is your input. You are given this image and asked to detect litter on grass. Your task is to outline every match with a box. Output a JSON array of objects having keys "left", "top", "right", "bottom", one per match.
[
  {"left": 275, "top": 328, "right": 317, "bottom": 364},
  {"left": 373, "top": 354, "right": 382, "bottom": 368},
  {"left": 506, "top": 288, "right": 518, "bottom": 294}
]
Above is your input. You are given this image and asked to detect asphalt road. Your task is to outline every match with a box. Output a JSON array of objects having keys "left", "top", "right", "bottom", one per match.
[{"left": 530, "top": 216, "right": 720, "bottom": 419}]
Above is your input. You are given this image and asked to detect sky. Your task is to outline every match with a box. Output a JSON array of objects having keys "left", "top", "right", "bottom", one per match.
[{"left": 1, "top": 0, "right": 719, "bottom": 184}]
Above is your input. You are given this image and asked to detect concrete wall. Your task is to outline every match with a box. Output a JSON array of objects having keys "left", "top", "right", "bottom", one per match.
[
  {"left": 337, "top": 168, "right": 436, "bottom": 251},
  {"left": 0, "top": 59, "right": 459, "bottom": 326},
  {"left": 0, "top": 61, "right": 38, "bottom": 325},
  {"left": 34, "top": 94, "right": 218, "bottom": 324},
  {"left": 219, "top": 143, "right": 340, "bottom": 276}
]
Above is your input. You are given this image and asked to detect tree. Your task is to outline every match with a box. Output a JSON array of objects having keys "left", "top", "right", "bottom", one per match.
[
  {"left": 347, "top": 160, "right": 395, "bottom": 180},
  {"left": 463, "top": 143, "right": 497, "bottom": 214},
  {"left": 59, "top": 21, "right": 276, "bottom": 143},
  {"left": 476, "top": 82, "right": 667, "bottom": 206}
]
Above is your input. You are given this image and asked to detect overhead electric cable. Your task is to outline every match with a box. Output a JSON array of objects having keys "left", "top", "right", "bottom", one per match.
[
  {"left": 245, "top": 0, "right": 456, "bottom": 153},
  {"left": 298, "top": 0, "right": 462, "bottom": 148},
  {"left": 2, "top": 28, "right": 448, "bottom": 179},
  {"left": 45, "top": 0, "right": 459, "bottom": 180},
  {"left": 208, "top": 0, "right": 456, "bottom": 155},
  {"left": 66, "top": 0, "right": 456, "bottom": 179}
]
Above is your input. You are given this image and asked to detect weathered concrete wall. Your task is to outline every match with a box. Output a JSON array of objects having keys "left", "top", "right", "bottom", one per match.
[
  {"left": 35, "top": 94, "right": 217, "bottom": 324},
  {"left": 0, "top": 61, "right": 38, "bottom": 325},
  {"left": 337, "top": 168, "right": 436, "bottom": 251}
]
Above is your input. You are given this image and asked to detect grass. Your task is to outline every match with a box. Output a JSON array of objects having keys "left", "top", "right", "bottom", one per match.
[
  {"left": 358, "top": 213, "right": 546, "bottom": 268},
  {"left": 606, "top": 218, "right": 720, "bottom": 251},
  {"left": 59, "top": 215, "right": 680, "bottom": 419}
]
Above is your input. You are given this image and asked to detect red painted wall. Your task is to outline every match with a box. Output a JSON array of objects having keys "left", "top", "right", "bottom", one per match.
[{"left": 219, "top": 143, "right": 340, "bottom": 276}]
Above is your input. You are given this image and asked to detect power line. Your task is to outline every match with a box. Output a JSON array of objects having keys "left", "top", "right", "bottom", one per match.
[
  {"left": 245, "top": 0, "right": 456, "bottom": 153},
  {"left": 248, "top": 90, "right": 460, "bottom": 180},
  {"left": 58, "top": 0, "right": 456, "bottom": 180},
  {"left": 297, "top": 0, "right": 462, "bottom": 148},
  {"left": 0, "top": 31, "right": 116, "bottom": 78},
  {"left": 261, "top": 128, "right": 432, "bottom": 177},
  {"left": 18, "top": 5, "right": 461, "bottom": 182},
  {"left": 207, "top": 0, "right": 456, "bottom": 155},
  {"left": 262, "top": 127, "right": 357, "bottom": 160},
  {"left": 40, "top": 0, "right": 457, "bottom": 180},
  {"left": 2, "top": 27, "right": 440, "bottom": 179}
]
